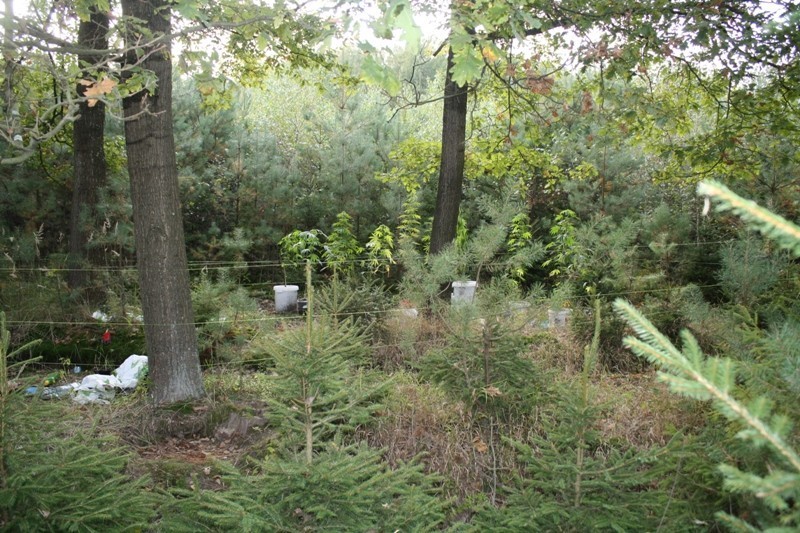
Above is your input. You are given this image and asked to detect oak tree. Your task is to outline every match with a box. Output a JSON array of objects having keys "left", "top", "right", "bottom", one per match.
[{"left": 121, "top": 0, "right": 204, "bottom": 404}]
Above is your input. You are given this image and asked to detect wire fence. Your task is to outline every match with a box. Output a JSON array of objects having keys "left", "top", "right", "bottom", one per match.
[
  {"left": 3, "top": 236, "right": 794, "bottom": 356},
  {"left": 0, "top": 238, "right": 739, "bottom": 275}
]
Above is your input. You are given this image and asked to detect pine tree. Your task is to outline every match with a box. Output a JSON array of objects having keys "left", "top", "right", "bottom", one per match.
[
  {"left": 258, "top": 266, "right": 384, "bottom": 462},
  {"left": 419, "top": 300, "right": 541, "bottom": 419},
  {"left": 1, "top": 313, "right": 156, "bottom": 531},
  {"left": 614, "top": 180, "right": 800, "bottom": 529},
  {"left": 159, "top": 267, "right": 447, "bottom": 531},
  {"left": 473, "top": 301, "right": 689, "bottom": 531},
  {"left": 162, "top": 443, "right": 446, "bottom": 532}
]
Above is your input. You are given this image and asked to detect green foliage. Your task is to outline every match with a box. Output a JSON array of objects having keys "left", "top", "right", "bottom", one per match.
[
  {"left": 566, "top": 213, "right": 640, "bottom": 295},
  {"left": 1, "top": 429, "right": 156, "bottom": 531},
  {"left": 279, "top": 229, "right": 325, "bottom": 267},
  {"left": 398, "top": 192, "right": 423, "bottom": 244},
  {"left": 0, "top": 311, "right": 41, "bottom": 365},
  {"left": 257, "top": 445, "right": 445, "bottom": 532},
  {"left": 161, "top": 269, "right": 446, "bottom": 532},
  {"left": 315, "top": 275, "right": 392, "bottom": 331},
  {"left": 698, "top": 181, "right": 800, "bottom": 258},
  {"left": 454, "top": 215, "right": 469, "bottom": 250},
  {"left": 323, "top": 212, "right": 363, "bottom": 275},
  {"left": 279, "top": 228, "right": 324, "bottom": 284},
  {"left": 504, "top": 212, "right": 541, "bottom": 285},
  {"left": 542, "top": 209, "right": 579, "bottom": 280},
  {"left": 1, "top": 313, "right": 155, "bottom": 531},
  {"left": 642, "top": 202, "right": 704, "bottom": 285},
  {"left": 162, "top": 444, "right": 446, "bottom": 532},
  {"left": 476, "top": 433, "right": 686, "bottom": 531},
  {"left": 263, "top": 315, "right": 382, "bottom": 441},
  {"left": 396, "top": 192, "right": 543, "bottom": 308},
  {"left": 718, "top": 235, "right": 787, "bottom": 308},
  {"left": 261, "top": 268, "right": 388, "bottom": 462},
  {"left": 616, "top": 298, "right": 800, "bottom": 528},
  {"left": 419, "top": 300, "right": 541, "bottom": 418},
  {"left": 473, "top": 301, "right": 691, "bottom": 530},
  {"left": 376, "top": 139, "right": 441, "bottom": 195},
  {"left": 191, "top": 268, "right": 260, "bottom": 360},
  {"left": 365, "top": 224, "right": 396, "bottom": 275},
  {"left": 613, "top": 182, "right": 800, "bottom": 528}
]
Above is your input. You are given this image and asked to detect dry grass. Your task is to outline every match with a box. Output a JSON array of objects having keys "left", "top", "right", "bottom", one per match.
[
  {"left": 524, "top": 327, "right": 707, "bottom": 449},
  {"left": 373, "top": 310, "right": 448, "bottom": 370},
  {"left": 358, "top": 374, "right": 527, "bottom": 504},
  {"left": 524, "top": 328, "right": 586, "bottom": 375},
  {"left": 592, "top": 372, "right": 707, "bottom": 448}
]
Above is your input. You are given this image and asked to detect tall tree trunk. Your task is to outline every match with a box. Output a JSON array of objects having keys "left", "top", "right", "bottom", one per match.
[
  {"left": 429, "top": 47, "right": 468, "bottom": 255},
  {"left": 121, "top": 0, "right": 204, "bottom": 404},
  {"left": 2, "top": 0, "right": 15, "bottom": 117},
  {"left": 68, "top": 9, "right": 109, "bottom": 293}
]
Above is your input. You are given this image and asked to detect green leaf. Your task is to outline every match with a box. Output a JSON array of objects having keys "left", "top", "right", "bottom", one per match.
[
  {"left": 360, "top": 56, "right": 401, "bottom": 97},
  {"left": 173, "top": 0, "right": 202, "bottom": 22},
  {"left": 521, "top": 12, "right": 543, "bottom": 30},
  {"left": 392, "top": 0, "right": 421, "bottom": 51},
  {"left": 450, "top": 46, "right": 483, "bottom": 86}
]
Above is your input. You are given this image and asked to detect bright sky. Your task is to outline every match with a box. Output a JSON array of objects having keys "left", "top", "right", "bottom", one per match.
[
  {"left": 5, "top": 0, "right": 443, "bottom": 50},
  {"left": 10, "top": 0, "right": 29, "bottom": 15}
]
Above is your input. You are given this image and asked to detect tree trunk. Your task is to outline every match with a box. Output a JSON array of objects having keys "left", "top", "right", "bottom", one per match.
[
  {"left": 68, "top": 9, "right": 109, "bottom": 292},
  {"left": 121, "top": 0, "right": 204, "bottom": 404},
  {"left": 2, "top": 0, "right": 15, "bottom": 118},
  {"left": 429, "top": 47, "right": 468, "bottom": 255}
]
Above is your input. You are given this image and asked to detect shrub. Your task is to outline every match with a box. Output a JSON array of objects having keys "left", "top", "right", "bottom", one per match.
[{"left": 613, "top": 180, "right": 800, "bottom": 529}]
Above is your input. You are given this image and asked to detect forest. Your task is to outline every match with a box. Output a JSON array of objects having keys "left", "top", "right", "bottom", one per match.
[{"left": 1, "top": 0, "right": 799, "bottom": 530}]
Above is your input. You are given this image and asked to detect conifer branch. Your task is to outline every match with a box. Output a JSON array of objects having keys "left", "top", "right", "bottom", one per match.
[
  {"left": 698, "top": 181, "right": 800, "bottom": 257},
  {"left": 614, "top": 299, "right": 800, "bottom": 475}
]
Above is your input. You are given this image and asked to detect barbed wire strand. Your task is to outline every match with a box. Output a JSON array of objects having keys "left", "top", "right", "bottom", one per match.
[
  {"left": 5, "top": 280, "right": 774, "bottom": 328},
  {"left": 0, "top": 238, "right": 745, "bottom": 274}
]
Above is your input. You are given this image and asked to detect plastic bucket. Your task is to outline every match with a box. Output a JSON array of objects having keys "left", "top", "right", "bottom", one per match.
[
  {"left": 547, "top": 308, "right": 572, "bottom": 329},
  {"left": 451, "top": 280, "right": 477, "bottom": 304},
  {"left": 274, "top": 285, "right": 300, "bottom": 313}
]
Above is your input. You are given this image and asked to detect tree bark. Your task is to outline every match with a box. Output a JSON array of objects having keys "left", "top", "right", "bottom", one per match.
[
  {"left": 121, "top": 0, "right": 204, "bottom": 404},
  {"left": 68, "top": 9, "right": 109, "bottom": 292},
  {"left": 429, "top": 47, "right": 468, "bottom": 255},
  {"left": 2, "top": 0, "right": 15, "bottom": 119}
]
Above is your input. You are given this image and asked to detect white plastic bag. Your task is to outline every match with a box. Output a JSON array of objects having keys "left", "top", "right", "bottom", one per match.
[
  {"left": 70, "top": 354, "right": 148, "bottom": 404},
  {"left": 114, "top": 354, "right": 148, "bottom": 389}
]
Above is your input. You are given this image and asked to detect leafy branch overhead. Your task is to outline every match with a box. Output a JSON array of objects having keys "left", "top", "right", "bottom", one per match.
[
  {"left": 1, "top": 0, "right": 337, "bottom": 164},
  {"left": 366, "top": 0, "right": 800, "bottom": 95}
]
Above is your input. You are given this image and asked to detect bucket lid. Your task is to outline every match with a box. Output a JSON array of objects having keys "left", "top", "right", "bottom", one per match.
[{"left": 274, "top": 285, "right": 299, "bottom": 293}]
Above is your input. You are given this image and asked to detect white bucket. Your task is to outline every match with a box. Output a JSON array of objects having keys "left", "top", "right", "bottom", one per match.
[
  {"left": 451, "top": 280, "right": 477, "bottom": 304},
  {"left": 547, "top": 308, "right": 572, "bottom": 329},
  {"left": 274, "top": 285, "right": 299, "bottom": 313}
]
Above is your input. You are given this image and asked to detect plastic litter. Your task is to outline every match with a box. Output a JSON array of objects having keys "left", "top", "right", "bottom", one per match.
[
  {"left": 43, "top": 372, "right": 62, "bottom": 386},
  {"left": 114, "top": 354, "right": 148, "bottom": 389},
  {"left": 74, "top": 374, "right": 122, "bottom": 405},
  {"left": 43, "top": 385, "right": 76, "bottom": 400},
  {"left": 25, "top": 384, "right": 78, "bottom": 400},
  {"left": 22, "top": 354, "right": 148, "bottom": 404},
  {"left": 91, "top": 310, "right": 111, "bottom": 322},
  {"left": 73, "top": 354, "right": 148, "bottom": 404}
]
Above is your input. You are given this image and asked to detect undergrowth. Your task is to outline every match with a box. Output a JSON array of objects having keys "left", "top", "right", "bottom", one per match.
[{"left": 2, "top": 181, "right": 798, "bottom": 531}]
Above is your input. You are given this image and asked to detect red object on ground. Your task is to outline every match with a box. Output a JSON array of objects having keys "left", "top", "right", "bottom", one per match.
[{"left": 101, "top": 329, "right": 112, "bottom": 344}]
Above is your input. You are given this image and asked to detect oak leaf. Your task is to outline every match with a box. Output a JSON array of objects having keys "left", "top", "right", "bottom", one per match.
[
  {"left": 473, "top": 436, "right": 489, "bottom": 454},
  {"left": 484, "top": 385, "right": 503, "bottom": 397},
  {"left": 79, "top": 77, "right": 117, "bottom": 107}
]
